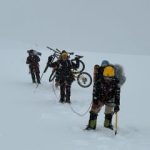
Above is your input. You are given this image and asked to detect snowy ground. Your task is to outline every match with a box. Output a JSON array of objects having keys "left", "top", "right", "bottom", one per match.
[{"left": 0, "top": 42, "right": 150, "bottom": 150}]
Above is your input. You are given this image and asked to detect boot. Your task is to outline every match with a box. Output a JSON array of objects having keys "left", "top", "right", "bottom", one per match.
[
  {"left": 66, "top": 95, "right": 71, "bottom": 103},
  {"left": 32, "top": 80, "right": 36, "bottom": 83},
  {"left": 104, "top": 114, "right": 113, "bottom": 130},
  {"left": 59, "top": 98, "right": 64, "bottom": 103},
  {"left": 66, "top": 99, "right": 71, "bottom": 103},
  {"left": 37, "top": 80, "right": 41, "bottom": 84},
  {"left": 85, "top": 111, "right": 98, "bottom": 130}
]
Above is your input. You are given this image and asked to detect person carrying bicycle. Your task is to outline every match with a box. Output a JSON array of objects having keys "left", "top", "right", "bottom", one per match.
[{"left": 48, "top": 50, "right": 80, "bottom": 103}]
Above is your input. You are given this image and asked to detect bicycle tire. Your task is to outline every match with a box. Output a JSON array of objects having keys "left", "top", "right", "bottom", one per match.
[
  {"left": 72, "top": 59, "right": 85, "bottom": 73},
  {"left": 77, "top": 72, "right": 92, "bottom": 88}
]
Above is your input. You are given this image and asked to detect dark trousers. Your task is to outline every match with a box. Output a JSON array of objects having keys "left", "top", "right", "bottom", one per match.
[
  {"left": 30, "top": 66, "right": 40, "bottom": 83},
  {"left": 60, "top": 81, "right": 71, "bottom": 102}
]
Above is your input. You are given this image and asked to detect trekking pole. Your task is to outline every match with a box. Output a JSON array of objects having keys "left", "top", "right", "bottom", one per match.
[{"left": 114, "top": 112, "right": 118, "bottom": 135}]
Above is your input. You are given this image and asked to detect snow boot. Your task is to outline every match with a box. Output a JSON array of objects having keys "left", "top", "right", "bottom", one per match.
[
  {"left": 85, "top": 111, "right": 98, "bottom": 130},
  {"left": 104, "top": 114, "right": 113, "bottom": 130},
  {"left": 37, "top": 80, "right": 41, "bottom": 84},
  {"left": 66, "top": 96, "right": 71, "bottom": 103},
  {"left": 66, "top": 99, "right": 71, "bottom": 103},
  {"left": 59, "top": 98, "right": 64, "bottom": 103},
  {"left": 32, "top": 80, "right": 36, "bottom": 83}
]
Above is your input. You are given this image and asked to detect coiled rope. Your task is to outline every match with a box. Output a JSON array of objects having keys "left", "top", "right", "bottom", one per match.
[
  {"left": 69, "top": 101, "right": 92, "bottom": 117},
  {"left": 52, "top": 80, "right": 59, "bottom": 101},
  {"left": 51, "top": 80, "right": 92, "bottom": 117}
]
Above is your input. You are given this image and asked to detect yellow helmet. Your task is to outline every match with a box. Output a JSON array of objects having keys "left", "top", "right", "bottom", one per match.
[
  {"left": 103, "top": 66, "right": 115, "bottom": 77},
  {"left": 61, "top": 52, "right": 68, "bottom": 60}
]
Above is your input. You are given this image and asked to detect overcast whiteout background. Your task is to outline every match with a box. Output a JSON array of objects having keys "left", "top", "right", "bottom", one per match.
[
  {"left": 0, "top": 0, "right": 150, "bottom": 150},
  {"left": 0, "top": 0, "right": 150, "bottom": 54}
]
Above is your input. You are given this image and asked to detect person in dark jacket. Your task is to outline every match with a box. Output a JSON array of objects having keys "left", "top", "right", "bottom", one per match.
[
  {"left": 86, "top": 60, "right": 120, "bottom": 130},
  {"left": 49, "top": 51, "right": 79, "bottom": 103},
  {"left": 26, "top": 50, "right": 41, "bottom": 84}
]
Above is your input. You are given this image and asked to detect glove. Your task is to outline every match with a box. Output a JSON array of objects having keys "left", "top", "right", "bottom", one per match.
[{"left": 114, "top": 105, "right": 120, "bottom": 113}]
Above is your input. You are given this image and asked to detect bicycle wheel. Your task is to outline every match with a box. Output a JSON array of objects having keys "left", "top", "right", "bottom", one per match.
[
  {"left": 49, "top": 69, "right": 56, "bottom": 82},
  {"left": 77, "top": 72, "right": 92, "bottom": 88},
  {"left": 72, "top": 59, "right": 85, "bottom": 73}
]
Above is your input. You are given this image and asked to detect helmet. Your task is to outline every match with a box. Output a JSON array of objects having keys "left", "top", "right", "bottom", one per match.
[
  {"left": 103, "top": 66, "right": 115, "bottom": 77},
  {"left": 61, "top": 52, "right": 68, "bottom": 61},
  {"left": 101, "top": 60, "right": 109, "bottom": 67}
]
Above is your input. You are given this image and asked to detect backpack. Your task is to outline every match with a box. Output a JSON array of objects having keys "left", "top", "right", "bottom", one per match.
[
  {"left": 103, "top": 64, "right": 126, "bottom": 86},
  {"left": 114, "top": 64, "right": 126, "bottom": 86},
  {"left": 27, "top": 49, "right": 42, "bottom": 56},
  {"left": 93, "top": 63, "right": 126, "bottom": 86}
]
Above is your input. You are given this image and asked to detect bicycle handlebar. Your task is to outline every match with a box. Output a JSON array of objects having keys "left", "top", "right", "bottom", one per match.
[
  {"left": 47, "top": 46, "right": 83, "bottom": 60},
  {"left": 46, "top": 46, "right": 61, "bottom": 53}
]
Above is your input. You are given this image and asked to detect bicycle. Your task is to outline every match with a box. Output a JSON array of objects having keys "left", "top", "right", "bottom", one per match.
[
  {"left": 46, "top": 46, "right": 85, "bottom": 72},
  {"left": 45, "top": 47, "right": 92, "bottom": 88}
]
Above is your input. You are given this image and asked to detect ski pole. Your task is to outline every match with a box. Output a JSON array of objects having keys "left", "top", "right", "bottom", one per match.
[{"left": 114, "top": 112, "right": 118, "bottom": 135}]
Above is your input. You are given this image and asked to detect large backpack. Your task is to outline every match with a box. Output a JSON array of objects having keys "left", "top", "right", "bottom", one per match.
[
  {"left": 103, "top": 64, "right": 126, "bottom": 86},
  {"left": 93, "top": 63, "right": 126, "bottom": 86},
  {"left": 27, "top": 49, "right": 42, "bottom": 56},
  {"left": 114, "top": 64, "right": 126, "bottom": 86}
]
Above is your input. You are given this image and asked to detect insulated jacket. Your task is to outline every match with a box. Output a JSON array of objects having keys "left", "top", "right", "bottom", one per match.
[
  {"left": 26, "top": 55, "right": 40, "bottom": 72},
  {"left": 49, "top": 59, "right": 79, "bottom": 83},
  {"left": 93, "top": 66, "right": 120, "bottom": 105}
]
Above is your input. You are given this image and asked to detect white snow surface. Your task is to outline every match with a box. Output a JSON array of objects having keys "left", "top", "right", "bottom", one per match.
[
  {"left": 0, "top": 42, "right": 150, "bottom": 150},
  {"left": 0, "top": 0, "right": 150, "bottom": 149}
]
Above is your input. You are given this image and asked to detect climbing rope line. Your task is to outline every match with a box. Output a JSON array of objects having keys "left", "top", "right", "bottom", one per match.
[
  {"left": 51, "top": 80, "right": 59, "bottom": 101},
  {"left": 51, "top": 80, "right": 92, "bottom": 117},
  {"left": 69, "top": 101, "right": 92, "bottom": 117}
]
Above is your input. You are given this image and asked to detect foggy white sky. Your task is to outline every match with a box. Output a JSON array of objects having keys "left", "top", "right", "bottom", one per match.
[{"left": 0, "top": 0, "right": 150, "bottom": 54}]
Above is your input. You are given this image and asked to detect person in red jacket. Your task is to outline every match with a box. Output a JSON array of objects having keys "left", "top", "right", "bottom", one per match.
[{"left": 26, "top": 50, "right": 41, "bottom": 84}]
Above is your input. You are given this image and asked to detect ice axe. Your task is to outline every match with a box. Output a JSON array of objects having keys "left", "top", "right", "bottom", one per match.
[{"left": 114, "top": 112, "right": 118, "bottom": 135}]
